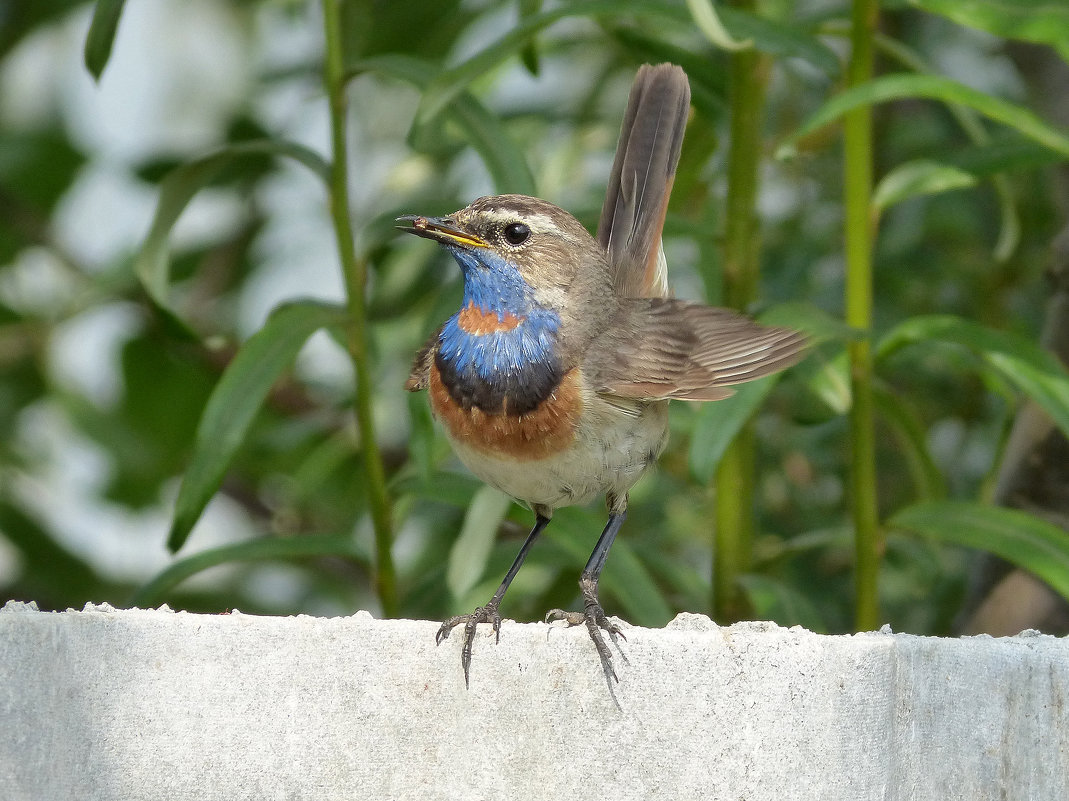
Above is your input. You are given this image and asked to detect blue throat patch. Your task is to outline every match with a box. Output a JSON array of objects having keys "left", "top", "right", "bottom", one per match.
[{"left": 436, "top": 247, "right": 564, "bottom": 416}]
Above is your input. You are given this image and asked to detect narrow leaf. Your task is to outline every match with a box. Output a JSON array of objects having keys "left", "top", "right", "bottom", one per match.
[
  {"left": 84, "top": 0, "right": 126, "bottom": 81},
  {"left": 414, "top": 2, "right": 611, "bottom": 128},
  {"left": 944, "top": 139, "right": 1064, "bottom": 177},
  {"left": 135, "top": 140, "right": 329, "bottom": 313},
  {"left": 890, "top": 501, "right": 1069, "bottom": 603},
  {"left": 778, "top": 74, "right": 1069, "bottom": 160},
  {"left": 758, "top": 301, "right": 860, "bottom": 346},
  {"left": 548, "top": 507, "right": 671, "bottom": 627},
  {"left": 738, "top": 574, "right": 827, "bottom": 632},
  {"left": 872, "top": 384, "right": 947, "bottom": 500},
  {"left": 392, "top": 471, "right": 483, "bottom": 509},
  {"left": 446, "top": 486, "right": 513, "bottom": 599},
  {"left": 873, "top": 159, "right": 977, "bottom": 214},
  {"left": 416, "top": 1, "right": 838, "bottom": 127},
  {"left": 868, "top": 142, "right": 1063, "bottom": 253},
  {"left": 604, "top": 539, "right": 674, "bottom": 626},
  {"left": 688, "top": 302, "right": 837, "bottom": 479},
  {"left": 167, "top": 301, "right": 349, "bottom": 552},
  {"left": 937, "top": 138, "right": 1063, "bottom": 261},
  {"left": 877, "top": 314, "right": 1069, "bottom": 443},
  {"left": 689, "top": 376, "right": 778, "bottom": 483},
  {"left": 716, "top": 7, "right": 840, "bottom": 75},
  {"left": 908, "top": 0, "right": 1069, "bottom": 64},
  {"left": 132, "top": 533, "right": 366, "bottom": 608},
  {"left": 687, "top": 0, "right": 753, "bottom": 51},
  {"left": 518, "top": 0, "right": 545, "bottom": 74},
  {"left": 349, "top": 55, "right": 536, "bottom": 195},
  {"left": 443, "top": 87, "right": 538, "bottom": 196},
  {"left": 802, "top": 349, "right": 851, "bottom": 417},
  {"left": 868, "top": 35, "right": 1026, "bottom": 260}
]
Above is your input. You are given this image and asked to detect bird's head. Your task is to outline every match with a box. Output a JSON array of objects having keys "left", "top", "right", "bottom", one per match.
[{"left": 397, "top": 194, "right": 612, "bottom": 324}]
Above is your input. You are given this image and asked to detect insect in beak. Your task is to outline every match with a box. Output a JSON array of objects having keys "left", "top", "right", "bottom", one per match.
[{"left": 396, "top": 215, "right": 489, "bottom": 249}]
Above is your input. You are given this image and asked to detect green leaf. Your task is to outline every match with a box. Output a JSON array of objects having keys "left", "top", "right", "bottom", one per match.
[
  {"left": 0, "top": 500, "right": 113, "bottom": 607},
  {"left": 908, "top": 0, "right": 1069, "bottom": 64},
  {"left": 349, "top": 55, "right": 536, "bottom": 195},
  {"left": 687, "top": 0, "right": 753, "bottom": 51},
  {"left": 872, "top": 384, "right": 948, "bottom": 500},
  {"left": 548, "top": 507, "right": 671, "bottom": 627},
  {"left": 438, "top": 83, "right": 538, "bottom": 195},
  {"left": 877, "top": 315, "right": 1069, "bottom": 443},
  {"left": 404, "top": 391, "right": 438, "bottom": 480},
  {"left": 687, "top": 302, "right": 839, "bottom": 480},
  {"left": 392, "top": 470, "right": 483, "bottom": 508},
  {"left": 932, "top": 138, "right": 1064, "bottom": 260},
  {"left": 135, "top": 140, "right": 329, "bottom": 314},
  {"left": 132, "top": 533, "right": 367, "bottom": 608},
  {"left": 866, "top": 35, "right": 1027, "bottom": 260},
  {"left": 604, "top": 539, "right": 674, "bottom": 626},
  {"left": 715, "top": 8, "right": 839, "bottom": 74},
  {"left": 870, "top": 141, "right": 1066, "bottom": 233},
  {"left": 0, "top": 130, "right": 86, "bottom": 261},
  {"left": 737, "top": 574, "right": 827, "bottom": 632},
  {"left": 518, "top": 0, "right": 544, "bottom": 74},
  {"left": 801, "top": 349, "right": 851, "bottom": 418},
  {"left": 167, "top": 301, "right": 350, "bottom": 552},
  {"left": 757, "top": 301, "right": 859, "bottom": 346},
  {"left": 944, "top": 138, "right": 1065, "bottom": 177},
  {"left": 872, "top": 159, "right": 978, "bottom": 214},
  {"left": 778, "top": 74, "right": 1069, "bottom": 160},
  {"left": 415, "top": 1, "right": 838, "bottom": 127},
  {"left": 689, "top": 376, "right": 779, "bottom": 483},
  {"left": 446, "top": 486, "right": 513, "bottom": 599},
  {"left": 83, "top": 0, "right": 126, "bottom": 81},
  {"left": 757, "top": 304, "right": 856, "bottom": 420},
  {"left": 890, "top": 501, "right": 1069, "bottom": 603}
]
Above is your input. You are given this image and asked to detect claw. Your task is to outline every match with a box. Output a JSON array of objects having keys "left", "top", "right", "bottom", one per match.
[
  {"left": 435, "top": 602, "right": 503, "bottom": 688},
  {"left": 545, "top": 603, "right": 626, "bottom": 683}
]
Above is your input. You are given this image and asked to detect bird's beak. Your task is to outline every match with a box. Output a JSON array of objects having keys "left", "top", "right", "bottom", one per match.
[{"left": 395, "top": 215, "right": 489, "bottom": 249}]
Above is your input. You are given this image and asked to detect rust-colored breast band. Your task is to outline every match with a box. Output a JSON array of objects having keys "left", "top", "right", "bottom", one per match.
[{"left": 429, "top": 365, "right": 583, "bottom": 461}]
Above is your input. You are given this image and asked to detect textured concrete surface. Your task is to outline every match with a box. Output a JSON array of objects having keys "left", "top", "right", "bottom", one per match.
[{"left": 1, "top": 601, "right": 1067, "bottom": 800}]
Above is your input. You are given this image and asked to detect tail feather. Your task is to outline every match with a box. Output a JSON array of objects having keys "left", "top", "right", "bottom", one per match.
[{"left": 597, "top": 63, "right": 691, "bottom": 299}]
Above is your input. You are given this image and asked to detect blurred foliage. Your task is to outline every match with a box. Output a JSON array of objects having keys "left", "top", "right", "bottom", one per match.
[{"left": 1, "top": 0, "right": 1068, "bottom": 636}]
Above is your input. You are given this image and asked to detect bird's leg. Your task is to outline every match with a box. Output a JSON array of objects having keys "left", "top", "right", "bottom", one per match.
[
  {"left": 546, "top": 503, "right": 628, "bottom": 681},
  {"left": 436, "top": 512, "right": 551, "bottom": 687}
]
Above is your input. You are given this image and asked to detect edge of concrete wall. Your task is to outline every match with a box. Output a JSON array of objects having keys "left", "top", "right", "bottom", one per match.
[{"left": 1, "top": 601, "right": 1066, "bottom": 800}]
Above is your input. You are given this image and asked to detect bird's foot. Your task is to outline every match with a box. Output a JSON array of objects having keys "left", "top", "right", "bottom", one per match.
[
  {"left": 435, "top": 601, "right": 502, "bottom": 688},
  {"left": 545, "top": 601, "right": 626, "bottom": 682}
]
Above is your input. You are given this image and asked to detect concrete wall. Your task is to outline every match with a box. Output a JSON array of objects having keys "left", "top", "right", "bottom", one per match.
[{"left": 1, "top": 601, "right": 1066, "bottom": 800}]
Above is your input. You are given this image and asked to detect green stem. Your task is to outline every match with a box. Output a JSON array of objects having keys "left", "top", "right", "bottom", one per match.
[
  {"left": 322, "top": 0, "right": 398, "bottom": 617},
  {"left": 844, "top": 0, "right": 881, "bottom": 631},
  {"left": 714, "top": 429, "right": 755, "bottom": 620},
  {"left": 713, "top": 31, "right": 771, "bottom": 621}
]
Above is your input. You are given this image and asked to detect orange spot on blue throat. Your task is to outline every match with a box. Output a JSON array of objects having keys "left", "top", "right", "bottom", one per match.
[{"left": 456, "top": 302, "right": 522, "bottom": 334}]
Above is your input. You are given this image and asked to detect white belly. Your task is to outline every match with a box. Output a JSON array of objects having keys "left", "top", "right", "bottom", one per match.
[{"left": 447, "top": 392, "right": 669, "bottom": 512}]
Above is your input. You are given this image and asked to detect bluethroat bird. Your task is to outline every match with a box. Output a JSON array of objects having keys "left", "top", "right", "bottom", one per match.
[{"left": 397, "top": 64, "right": 805, "bottom": 686}]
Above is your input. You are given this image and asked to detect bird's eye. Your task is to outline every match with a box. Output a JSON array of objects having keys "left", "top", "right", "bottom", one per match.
[{"left": 502, "top": 222, "right": 530, "bottom": 246}]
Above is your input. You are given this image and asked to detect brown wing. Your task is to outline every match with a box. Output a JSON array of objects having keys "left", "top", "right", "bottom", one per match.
[
  {"left": 405, "top": 327, "right": 442, "bottom": 392},
  {"left": 596, "top": 63, "right": 691, "bottom": 300},
  {"left": 590, "top": 298, "right": 806, "bottom": 401}
]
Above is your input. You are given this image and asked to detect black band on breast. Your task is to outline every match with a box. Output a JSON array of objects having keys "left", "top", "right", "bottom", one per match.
[{"left": 435, "top": 351, "right": 564, "bottom": 416}]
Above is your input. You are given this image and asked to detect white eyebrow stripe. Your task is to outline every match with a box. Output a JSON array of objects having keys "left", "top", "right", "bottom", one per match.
[
  {"left": 479, "top": 209, "right": 557, "bottom": 230},
  {"left": 465, "top": 203, "right": 588, "bottom": 246}
]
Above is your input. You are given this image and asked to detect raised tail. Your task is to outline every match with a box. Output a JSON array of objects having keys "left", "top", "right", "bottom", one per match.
[{"left": 596, "top": 63, "right": 691, "bottom": 299}]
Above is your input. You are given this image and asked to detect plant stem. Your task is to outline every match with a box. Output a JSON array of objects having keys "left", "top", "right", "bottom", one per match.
[
  {"left": 844, "top": 0, "right": 881, "bottom": 631},
  {"left": 322, "top": 0, "right": 398, "bottom": 617},
  {"left": 714, "top": 31, "right": 771, "bottom": 621}
]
